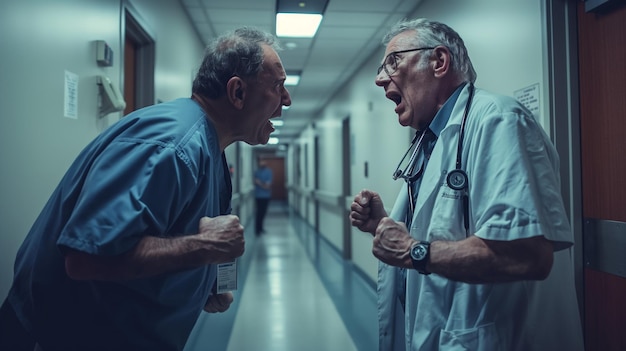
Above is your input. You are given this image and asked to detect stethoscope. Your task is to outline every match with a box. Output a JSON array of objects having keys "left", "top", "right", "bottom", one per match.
[{"left": 392, "top": 82, "right": 475, "bottom": 233}]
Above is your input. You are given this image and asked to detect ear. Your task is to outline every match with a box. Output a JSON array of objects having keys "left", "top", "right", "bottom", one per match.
[
  {"left": 432, "top": 46, "right": 452, "bottom": 78},
  {"left": 226, "top": 76, "right": 246, "bottom": 109}
]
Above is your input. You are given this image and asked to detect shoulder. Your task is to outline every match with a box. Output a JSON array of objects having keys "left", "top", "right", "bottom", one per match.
[
  {"left": 471, "top": 89, "right": 530, "bottom": 118},
  {"left": 465, "top": 88, "right": 542, "bottom": 136},
  {"left": 105, "top": 98, "right": 207, "bottom": 144}
]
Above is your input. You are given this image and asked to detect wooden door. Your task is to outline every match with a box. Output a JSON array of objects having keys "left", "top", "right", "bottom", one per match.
[
  {"left": 265, "top": 157, "right": 286, "bottom": 201},
  {"left": 123, "top": 37, "right": 137, "bottom": 115},
  {"left": 577, "top": 2, "right": 626, "bottom": 350}
]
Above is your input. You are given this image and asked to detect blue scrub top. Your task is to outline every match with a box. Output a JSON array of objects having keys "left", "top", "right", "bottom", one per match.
[
  {"left": 254, "top": 167, "right": 272, "bottom": 199},
  {"left": 8, "top": 98, "right": 232, "bottom": 350}
]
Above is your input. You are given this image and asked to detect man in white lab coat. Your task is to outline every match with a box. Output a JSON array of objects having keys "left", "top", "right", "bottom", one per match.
[{"left": 350, "top": 18, "right": 583, "bottom": 350}]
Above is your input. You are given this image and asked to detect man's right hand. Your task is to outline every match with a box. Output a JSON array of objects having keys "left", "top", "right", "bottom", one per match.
[
  {"left": 349, "top": 189, "right": 387, "bottom": 235},
  {"left": 197, "top": 215, "right": 245, "bottom": 263}
]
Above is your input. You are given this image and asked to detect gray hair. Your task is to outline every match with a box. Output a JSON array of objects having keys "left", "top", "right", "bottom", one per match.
[
  {"left": 382, "top": 19, "right": 477, "bottom": 83},
  {"left": 192, "top": 27, "right": 281, "bottom": 99}
]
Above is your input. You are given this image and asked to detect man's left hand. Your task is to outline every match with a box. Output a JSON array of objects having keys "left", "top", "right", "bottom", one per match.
[{"left": 204, "top": 292, "right": 234, "bottom": 313}]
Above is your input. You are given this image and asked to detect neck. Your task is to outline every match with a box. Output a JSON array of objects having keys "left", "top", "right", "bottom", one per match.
[{"left": 191, "top": 93, "right": 234, "bottom": 152}]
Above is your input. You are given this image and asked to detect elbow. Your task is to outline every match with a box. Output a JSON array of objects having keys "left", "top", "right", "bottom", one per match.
[
  {"left": 513, "top": 236, "right": 555, "bottom": 281},
  {"left": 529, "top": 252, "right": 553, "bottom": 280},
  {"left": 64, "top": 249, "right": 115, "bottom": 281},
  {"left": 524, "top": 241, "right": 554, "bottom": 281},
  {"left": 64, "top": 252, "right": 91, "bottom": 280}
]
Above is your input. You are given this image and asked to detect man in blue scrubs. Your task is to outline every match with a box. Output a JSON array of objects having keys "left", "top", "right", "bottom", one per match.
[
  {"left": 0, "top": 27, "right": 291, "bottom": 351},
  {"left": 254, "top": 158, "right": 273, "bottom": 235},
  {"left": 350, "top": 19, "right": 583, "bottom": 350}
]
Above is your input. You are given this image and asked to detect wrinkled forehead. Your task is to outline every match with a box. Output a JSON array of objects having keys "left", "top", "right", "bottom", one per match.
[{"left": 260, "top": 44, "right": 286, "bottom": 77}]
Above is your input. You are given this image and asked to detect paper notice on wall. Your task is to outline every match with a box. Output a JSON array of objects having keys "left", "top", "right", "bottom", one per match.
[
  {"left": 514, "top": 83, "right": 540, "bottom": 118},
  {"left": 64, "top": 70, "right": 78, "bottom": 119}
]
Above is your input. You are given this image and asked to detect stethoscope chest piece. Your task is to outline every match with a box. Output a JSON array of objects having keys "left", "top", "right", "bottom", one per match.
[{"left": 446, "top": 169, "right": 468, "bottom": 191}]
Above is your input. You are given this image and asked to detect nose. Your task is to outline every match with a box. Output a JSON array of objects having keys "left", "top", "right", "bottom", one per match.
[
  {"left": 375, "top": 71, "right": 389, "bottom": 87},
  {"left": 282, "top": 86, "right": 292, "bottom": 107}
]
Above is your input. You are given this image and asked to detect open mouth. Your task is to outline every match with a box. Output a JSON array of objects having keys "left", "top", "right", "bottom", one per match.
[
  {"left": 267, "top": 120, "right": 276, "bottom": 131},
  {"left": 387, "top": 91, "right": 402, "bottom": 106}
]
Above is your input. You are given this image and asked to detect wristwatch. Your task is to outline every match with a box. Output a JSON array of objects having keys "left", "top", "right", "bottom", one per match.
[{"left": 410, "top": 241, "right": 431, "bottom": 275}]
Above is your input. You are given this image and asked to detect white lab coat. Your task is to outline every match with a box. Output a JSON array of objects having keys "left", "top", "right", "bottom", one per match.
[{"left": 378, "top": 85, "right": 584, "bottom": 351}]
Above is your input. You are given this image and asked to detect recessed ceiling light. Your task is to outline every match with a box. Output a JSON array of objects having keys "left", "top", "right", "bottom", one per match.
[
  {"left": 276, "top": 13, "right": 323, "bottom": 38},
  {"left": 285, "top": 74, "right": 300, "bottom": 86}
]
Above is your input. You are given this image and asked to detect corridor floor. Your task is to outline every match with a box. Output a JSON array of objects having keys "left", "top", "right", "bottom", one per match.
[{"left": 184, "top": 202, "right": 378, "bottom": 351}]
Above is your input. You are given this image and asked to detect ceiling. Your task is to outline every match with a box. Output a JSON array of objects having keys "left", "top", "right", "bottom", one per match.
[{"left": 179, "top": 0, "right": 422, "bottom": 147}]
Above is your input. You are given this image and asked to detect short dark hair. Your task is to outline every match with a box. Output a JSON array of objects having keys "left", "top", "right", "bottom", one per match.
[{"left": 192, "top": 27, "right": 281, "bottom": 99}]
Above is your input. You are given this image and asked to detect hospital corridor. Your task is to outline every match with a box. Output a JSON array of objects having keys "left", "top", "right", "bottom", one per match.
[
  {"left": 183, "top": 202, "right": 377, "bottom": 351},
  {"left": 1, "top": 0, "right": 626, "bottom": 350}
]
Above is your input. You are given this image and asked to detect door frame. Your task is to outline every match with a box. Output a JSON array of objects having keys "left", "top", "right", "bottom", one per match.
[{"left": 543, "top": 0, "right": 584, "bottom": 315}]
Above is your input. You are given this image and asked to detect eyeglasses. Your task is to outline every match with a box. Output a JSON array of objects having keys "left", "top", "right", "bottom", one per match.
[{"left": 377, "top": 47, "right": 436, "bottom": 77}]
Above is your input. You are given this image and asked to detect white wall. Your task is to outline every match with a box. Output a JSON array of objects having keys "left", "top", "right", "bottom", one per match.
[
  {"left": 0, "top": 0, "right": 206, "bottom": 300},
  {"left": 130, "top": 0, "right": 204, "bottom": 102},
  {"left": 293, "top": 0, "right": 547, "bottom": 282},
  {"left": 411, "top": 0, "right": 548, "bottom": 130}
]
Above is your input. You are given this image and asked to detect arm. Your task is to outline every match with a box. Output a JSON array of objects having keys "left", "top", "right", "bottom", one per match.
[
  {"left": 373, "top": 217, "right": 554, "bottom": 284},
  {"left": 428, "top": 235, "right": 553, "bottom": 283},
  {"left": 254, "top": 178, "right": 270, "bottom": 189},
  {"left": 64, "top": 215, "right": 245, "bottom": 282}
]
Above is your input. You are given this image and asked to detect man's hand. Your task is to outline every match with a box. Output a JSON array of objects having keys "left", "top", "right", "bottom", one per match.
[
  {"left": 197, "top": 215, "right": 245, "bottom": 264},
  {"left": 372, "top": 217, "right": 416, "bottom": 268},
  {"left": 349, "top": 189, "right": 388, "bottom": 235},
  {"left": 204, "top": 292, "right": 234, "bottom": 313}
]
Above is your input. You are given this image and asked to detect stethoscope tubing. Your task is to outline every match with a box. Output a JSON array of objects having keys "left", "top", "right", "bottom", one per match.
[{"left": 393, "top": 82, "right": 475, "bottom": 234}]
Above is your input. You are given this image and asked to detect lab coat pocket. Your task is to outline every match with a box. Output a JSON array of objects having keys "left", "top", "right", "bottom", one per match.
[
  {"left": 426, "top": 182, "right": 467, "bottom": 241},
  {"left": 439, "top": 323, "right": 501, "bottom": 351}
]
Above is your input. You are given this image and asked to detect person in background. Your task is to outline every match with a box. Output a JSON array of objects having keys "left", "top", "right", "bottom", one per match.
[
  {"left": 349, "top": 18, "right": 583, "bottom": 350},
  {"left": 254, "top": 157, "right": 273, "bottom": 235},
  {"left": 0, "top": 26, "right": 291, "bottom": 351}
]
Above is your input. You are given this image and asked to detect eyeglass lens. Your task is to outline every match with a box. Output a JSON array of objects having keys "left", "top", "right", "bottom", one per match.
[{"left": 377, "top": 47, "right": 437, "bottom": 76}]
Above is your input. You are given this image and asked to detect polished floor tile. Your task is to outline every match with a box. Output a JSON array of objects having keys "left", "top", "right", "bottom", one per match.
[{"left": 226, "top": 212, "right": 357, "bottom": 351}]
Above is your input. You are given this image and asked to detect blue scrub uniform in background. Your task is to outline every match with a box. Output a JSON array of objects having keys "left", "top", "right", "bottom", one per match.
[{"left": 6, "top": 98, "right": 232, "bottom": 350}]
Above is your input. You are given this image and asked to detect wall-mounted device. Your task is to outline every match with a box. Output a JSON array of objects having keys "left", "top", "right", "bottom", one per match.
[
  {"left": 97, "top": 75, "right": 126, "bottom": 117},
  {"left": 96, "top": 40, "right": 113, "bottom": 67}
]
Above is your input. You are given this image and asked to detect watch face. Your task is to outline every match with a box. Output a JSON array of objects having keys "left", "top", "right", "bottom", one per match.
[{"left": 411, "top": 244, "right": 427, "bottom": 260}]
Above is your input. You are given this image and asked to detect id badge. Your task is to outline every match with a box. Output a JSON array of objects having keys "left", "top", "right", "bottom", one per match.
[{"left": 216, "top": 261, "right": 238, "bottom": 294}]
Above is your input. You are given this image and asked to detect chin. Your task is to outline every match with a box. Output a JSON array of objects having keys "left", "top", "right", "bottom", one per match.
[
  {"left": 398, "top": 116, "right": 411, "bottom": 127},
  {"left": 251, "top": 134, "right": 270, "bottom": 146}
]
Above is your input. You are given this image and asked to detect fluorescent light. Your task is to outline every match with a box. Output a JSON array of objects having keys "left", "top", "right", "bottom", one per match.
[
  {"left": 268, "top": 137, "right": 279, "bottom": 144},
  {"left": 285, "top": 74, "right": 300, "bottom": 86},
  {"left": 272, "top": 119, "right": 284, "bottom": 126},
  {"left": 276, "top": 13, "right": 322, "bottom": 38}
]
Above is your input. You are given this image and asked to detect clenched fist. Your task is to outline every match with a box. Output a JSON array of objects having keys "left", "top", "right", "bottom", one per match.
[
  {"left": 350, "top": 189, "right": 388, "bottom": 235},
  {"left": 197, "top": 215, "right": 245, "bottom": 264}
]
